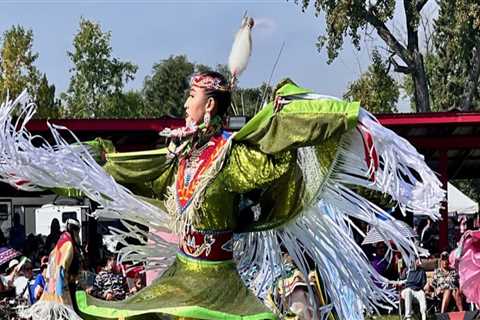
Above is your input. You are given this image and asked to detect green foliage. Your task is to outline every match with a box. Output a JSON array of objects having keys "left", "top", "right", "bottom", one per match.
[
  {"left": 101, "top": 90, "right": 145, "bottom": 118},
  {"left": 294, "top": 0, "right": 396, "bottom": 64},
  {"left": 429, "top": 0, "right": 480, "bottom": 111},
  {"left": 0, "top": 25, "right": 40, "bottom": 100},
  {"left": 141, "top": 58, "right": 269, "bottom": 118},
  {"left": 142, "top": 55, "right": 194, "bottom": 118},
  {"left": 452, "top": 179, "right": 480, "bottom": 205},
  {"left": 344, "top": 50, "right": 399, "bottom": 113},
  {"left": 35, "top": 73, "right": 62, "bottom": 119},
  {"left": 63, "top": 18, "right": 137, "bottom": 118},
  {"left": 294, "top": 0, "right": 432, "bottom": 112},
  {"left": 401, "top": 0, "right": 480, "bottom": 111}
]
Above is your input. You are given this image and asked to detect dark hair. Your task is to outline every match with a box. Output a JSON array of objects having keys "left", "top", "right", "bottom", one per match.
[
  {"left": 40, "top": 263, "right": 48, "bottom": 272},
  {"left": 51, "top": 218, "right": 60, "bottom": 234},
  {"left": 196, "top": 71, "right": 231, "bottom": 118}
]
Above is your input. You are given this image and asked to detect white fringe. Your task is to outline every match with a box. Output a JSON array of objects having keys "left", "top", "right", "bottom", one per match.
[
  {"left": 235, "top": 95, "right": 444, "bottom": 319},
  {"left": 108, "top": 220, "right": 177, "bottom": 271},
  {"left": 0, "top": 91, "right": 176, "bottom": 266},
  {"left": 19, "top": 301, "right": 81, "bottom": 320},
  {"left": 336, "top": 109, "right": 444, "bottom": 218},
  {"left": 236, "top": 198, "right": 404, "bottom": 320}
]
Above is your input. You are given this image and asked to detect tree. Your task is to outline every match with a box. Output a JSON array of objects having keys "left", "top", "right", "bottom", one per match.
[
  {"left": 295, "top": 0, "right": 432, "bottom": 112},
  {"left": 142, "top": 55, "right": 195, "bottom": 118},
  {"left": 343, "top": 50, "right": 399, "bottom": 113},
  {"left": 142, "top": 58, "right": 271, "bottom": 118},
  {"left": 63, "top": 18, "right": 137, "bottom": 118},
  {"left": 0, "top": 25, "right": 40, "bottom": 100},
  {"left": 429, "top": 0, "right": 480, "bottom": 111},
  {"left": 35, "top": 74, "right": 62, "bottom": 119},
  {"left": 102, "top": 90, "right": 145, "bottom": 118}
]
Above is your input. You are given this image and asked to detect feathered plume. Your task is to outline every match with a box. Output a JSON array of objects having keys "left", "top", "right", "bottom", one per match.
[{"left": 228, "top": 15, "right": 254, "bottom": 86}]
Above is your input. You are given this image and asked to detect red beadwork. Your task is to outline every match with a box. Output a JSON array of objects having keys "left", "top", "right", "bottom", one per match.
[{"left": 180, "top": 229, "right": 233, "bottom": 261}]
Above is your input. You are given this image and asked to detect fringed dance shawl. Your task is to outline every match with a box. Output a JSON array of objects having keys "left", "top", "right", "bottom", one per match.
[
  {"left": 20, "top": 232, "right": 82, "bottom": 319},
  {"left": 0, "top": 80, "right": 444, "bottom": 320}
]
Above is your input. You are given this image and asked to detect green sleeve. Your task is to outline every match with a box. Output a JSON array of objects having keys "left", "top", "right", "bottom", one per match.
[
  {"left": 54, "top": 139, "right": 176, "bottom": 202},
  {"left": 104, "top": 148, "right": 176, "bottom": 200},
  {"left": 234, "top": 80, "right": 359, "bottom": 154}
]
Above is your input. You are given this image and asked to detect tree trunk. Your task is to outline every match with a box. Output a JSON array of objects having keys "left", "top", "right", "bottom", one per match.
[
  {"left": 364, "top": 2, "right": 431, "bottom": 112},
  {"left": 412, "top": 51, "right": 431, "bottom": 112},
  {"left": 462, "top": 46, "right": 480, "bottom": 111},
  {"left": 404, "top": 0, "right": 431, "bottom": 113}
]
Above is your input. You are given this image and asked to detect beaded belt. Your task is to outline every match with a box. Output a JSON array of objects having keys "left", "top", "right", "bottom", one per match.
[{"left": 180, "top": 228, "right": 233, "bottom": 261}]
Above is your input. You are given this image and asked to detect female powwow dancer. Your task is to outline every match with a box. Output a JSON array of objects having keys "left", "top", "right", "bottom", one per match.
[{"left": 0, "top": 16, "right": 443, "bottom": 320}]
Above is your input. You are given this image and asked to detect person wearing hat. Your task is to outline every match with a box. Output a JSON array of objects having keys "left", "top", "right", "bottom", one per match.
[
  {"left": 426, "top": 251, "right": 464, "bottom": 313},
  {"left": 1, "top": 258, "right": 20, "bottom": 290},
  {"left": 12, "top": 258, "right": 34, "bottom": 301}
]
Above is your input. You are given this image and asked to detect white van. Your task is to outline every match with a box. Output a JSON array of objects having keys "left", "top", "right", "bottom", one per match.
[{"left": 34, "top": 204, "right": 89, "bottom": 242}]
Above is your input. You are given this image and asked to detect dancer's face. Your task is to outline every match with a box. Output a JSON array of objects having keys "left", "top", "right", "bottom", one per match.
[{"left": 184, "top": 86, "right": 215, "bottom": 126}]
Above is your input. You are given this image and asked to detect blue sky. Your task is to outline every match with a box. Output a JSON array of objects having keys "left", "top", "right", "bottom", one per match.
[{"left": 0, "top": 1, "right": 439, "bottom": 112}]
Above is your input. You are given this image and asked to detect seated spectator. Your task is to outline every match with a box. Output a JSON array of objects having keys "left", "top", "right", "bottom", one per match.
[
  {"left": 370, "top": 242, "right": 388, "bottom": 276},
  {"left": 1, "top": 258, "right": 20, "bottom": 290},
  {"left": 31, "top": 256, "right": 49, "bottom": 303},
  {"left": 88, "top": 254, "right": 127, "bottom": 301},
  {"left": 11, "top": 258, "right": 34, "bottom": 302},
  {"left": 398, "top": 259, "right": 427, "bottom": 320},
  {"left": 129, "top": 272, "right": 145, "bottom": 296},
  {"left": 426, "top": 251, "right": 464, "bottom": 313}
]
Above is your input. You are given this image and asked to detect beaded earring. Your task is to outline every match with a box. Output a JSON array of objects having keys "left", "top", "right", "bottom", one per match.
[{"left": 203, "top": 112, "right": 211, "bottom": 127}]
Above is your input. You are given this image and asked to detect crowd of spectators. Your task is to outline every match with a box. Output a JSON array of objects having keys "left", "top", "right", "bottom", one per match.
[
  {"left": 0, "top": 216, "right": 146, "bottom": 316},
  {"left": 364, "top": 215, "right": 478, "bottom": 319}
]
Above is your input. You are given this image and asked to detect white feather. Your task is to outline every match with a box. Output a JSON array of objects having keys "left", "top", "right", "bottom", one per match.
[{"left": 228, "top": 17, "right": 254, "bottom": 79}]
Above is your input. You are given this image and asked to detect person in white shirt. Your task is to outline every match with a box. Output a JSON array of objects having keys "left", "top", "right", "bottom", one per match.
[
  {"left": 13, "top": 260, "right": 34, "bottom": 301},
  {"left": 1, "top": 259, "right": 20, "bottom": 289}
]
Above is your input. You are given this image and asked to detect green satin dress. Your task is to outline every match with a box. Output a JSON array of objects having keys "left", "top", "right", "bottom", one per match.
[{"left": 75, "top": 80, "right": 360, "bottom": 320}]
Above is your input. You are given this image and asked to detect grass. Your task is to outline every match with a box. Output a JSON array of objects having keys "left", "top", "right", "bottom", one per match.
[{"left": 365, "top": 315, "right": 399, "bottom": 320}]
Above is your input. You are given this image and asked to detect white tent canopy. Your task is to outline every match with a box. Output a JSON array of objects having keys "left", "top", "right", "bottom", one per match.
[{"left": 448, "top": 182, "right": 478, "bottom": 215}]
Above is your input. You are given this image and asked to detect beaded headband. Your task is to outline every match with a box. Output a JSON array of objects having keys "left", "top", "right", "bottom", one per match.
[{"left": 190, "top": 74, "right": 230, "bottom": 92}]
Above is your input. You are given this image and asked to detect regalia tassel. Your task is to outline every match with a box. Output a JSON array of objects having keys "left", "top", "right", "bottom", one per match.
[{"left": 228, "top": 15, "right": 254, "bottom": 86}]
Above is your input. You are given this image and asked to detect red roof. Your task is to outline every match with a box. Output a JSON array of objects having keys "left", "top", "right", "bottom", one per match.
[
  {"left": 376, "top": 111, "right": 480, "bottom": 126},
  {"left": 24, "top": 112, "right": 480, "bottom": 179},
  {"left": 26, "top": 118, "right": 184, "bottom": 132}
]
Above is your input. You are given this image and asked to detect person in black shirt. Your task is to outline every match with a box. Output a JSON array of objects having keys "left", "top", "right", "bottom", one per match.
[
  {"left": 44, "top": 218, "right": 61, "bottom": 254},
  {"left": 399, "top": 259, "right": 427, "bottom": 320}
]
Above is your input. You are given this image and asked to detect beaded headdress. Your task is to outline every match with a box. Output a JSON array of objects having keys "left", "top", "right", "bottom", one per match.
[{"left": 190, "top": 74, "right": 230, "bottom": 92}]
